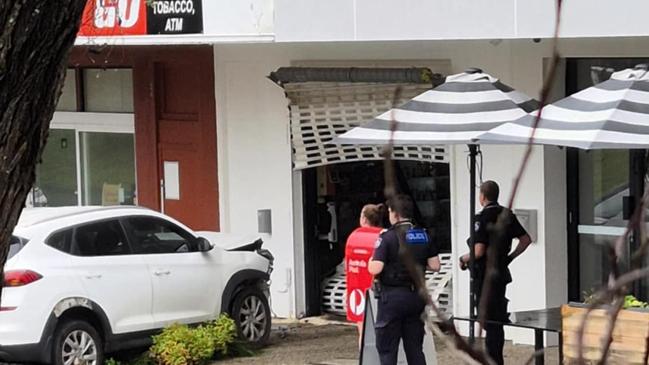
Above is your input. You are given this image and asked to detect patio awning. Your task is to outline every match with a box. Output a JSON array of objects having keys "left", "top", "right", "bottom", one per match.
[
  {"left": 479, "top": 65, "right": 649, "bottom": 149},
  {"left": 333, "top": 68, "right": 538, "bottom": 146}
]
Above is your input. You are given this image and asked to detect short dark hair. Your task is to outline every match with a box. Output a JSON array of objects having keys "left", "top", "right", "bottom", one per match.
[
  {"left": 386, "top": 194, "right": 415, "bottom": 220},
  {"left": 480, "top": 180, "right": 500, "bottom": 202}
]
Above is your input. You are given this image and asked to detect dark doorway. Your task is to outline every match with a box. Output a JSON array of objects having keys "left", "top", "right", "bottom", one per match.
[{"left": 301, "top": 160, "right": 450, "bottom": 316}]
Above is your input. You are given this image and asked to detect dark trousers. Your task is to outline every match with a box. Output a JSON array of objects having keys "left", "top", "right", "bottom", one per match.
[
  {"left": 477, "top": 281, "right": 509, "bottom": 365},
  {"left": 375, "top": 287, "right": 426, "bottom": 365}
]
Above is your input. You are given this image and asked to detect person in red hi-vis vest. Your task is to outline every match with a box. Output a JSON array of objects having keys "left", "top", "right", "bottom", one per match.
[{"left": 345, "top": 203, "right": 386, "bottom": 347}]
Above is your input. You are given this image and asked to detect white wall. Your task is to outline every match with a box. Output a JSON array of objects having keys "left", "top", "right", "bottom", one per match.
[
  {"left": 213, "top": 38, "right": 649, "bottom": 342},
  {"left": 202, "top": 0, "right": 274, "bottom": 37},
  {"left": 213, "top": 47, "right": 295, "bottom": 317},
  {"left": 274, "top": 0, "right": 649, "bottom": 41}
]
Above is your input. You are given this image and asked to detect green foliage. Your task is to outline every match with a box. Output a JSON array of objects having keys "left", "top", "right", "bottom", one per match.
[
  {"left": 105, "top": 359, "right": 121, "bottom": 365},
  {"left": 582, "top": 289, "right": 597, "bottom": 305},
  {"left": 208, "top": 314, "right": 237, "bottom": 355},
  {"left": 148, "top": 314, "right": 238, "bottom": 365},
  {"left": 624, "top": 295, "right": 648, "bottom": 309},
  {"left": 582, "top": 289, "right": 649, "bottom": 310}
]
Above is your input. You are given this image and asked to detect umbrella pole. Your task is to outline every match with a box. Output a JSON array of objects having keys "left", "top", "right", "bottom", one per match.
[{"left": 469, "top": 144, "right": 477, "bottom": 344}]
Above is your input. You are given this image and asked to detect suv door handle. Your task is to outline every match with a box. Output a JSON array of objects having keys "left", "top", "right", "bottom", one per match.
[
  {"left": 154, "top": 270, "right": 171, "bottom": 276},
  {"left": 85, "top": 274, "right": 102, "bottom": 279}
]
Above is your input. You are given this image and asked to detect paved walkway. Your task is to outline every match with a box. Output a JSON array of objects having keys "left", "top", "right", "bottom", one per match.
[{"left": 215, "top": 316, "right": 560, "bottom": 364}]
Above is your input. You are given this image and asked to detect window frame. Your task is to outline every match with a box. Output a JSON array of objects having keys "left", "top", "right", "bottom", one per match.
[
  {"left": 120, "top": 215, "right": 199, "bottom": 255},
  {"left": 45, "top": 218, "right": 133, "bottom": 257},
  {"left": 8, "top": 236, "right": 28, "bottom": 260}
]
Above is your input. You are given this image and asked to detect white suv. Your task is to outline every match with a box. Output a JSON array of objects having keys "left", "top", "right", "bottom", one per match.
[{"left": 0, "top": 206, "right": 274, "bottom": 365}]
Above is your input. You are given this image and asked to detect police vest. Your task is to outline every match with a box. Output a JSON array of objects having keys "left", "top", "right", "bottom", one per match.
[{"left": 379, "top": 225, "right": 430, "bottom": 287}]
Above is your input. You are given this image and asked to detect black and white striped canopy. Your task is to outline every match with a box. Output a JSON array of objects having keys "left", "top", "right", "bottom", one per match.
[
  {"left": 479, "top": 66, "right": 649, "bottom": 149},
  {"left": 334, "top": 69, "right": 538, "bottom": 145}
]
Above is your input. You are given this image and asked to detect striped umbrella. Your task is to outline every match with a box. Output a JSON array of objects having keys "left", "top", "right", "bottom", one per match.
[
  {"left": 334, "top": 68, "right": 538, "bottom": 343},
  {"left": 479, "top": 65, "right": 649, "bottom": 149},
  {"left": 334, "top": 68, "right": 538, "bottom": 145}
]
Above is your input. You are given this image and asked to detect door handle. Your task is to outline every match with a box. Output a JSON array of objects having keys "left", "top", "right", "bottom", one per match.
[
  {"left": 85, "top": 274, "right": 102, "bottom": 279},
  {"left": 154, "top": 270, "right": 171, "bottom": 276}
]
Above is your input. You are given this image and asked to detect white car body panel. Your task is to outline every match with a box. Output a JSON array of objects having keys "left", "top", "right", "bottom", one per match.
[
  {"left": 72, "top": 253, "right": 154, "bottom": 334},
  {"left": 0, "top": 206, "right": 272, "bottom": 358}
]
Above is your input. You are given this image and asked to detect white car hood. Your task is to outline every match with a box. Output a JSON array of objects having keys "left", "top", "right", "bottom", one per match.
[{"left": 196, "top": 231, "right": 263, "bottom": 251}]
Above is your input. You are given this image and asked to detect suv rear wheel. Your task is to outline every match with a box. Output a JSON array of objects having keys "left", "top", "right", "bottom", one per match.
[
  {"left": 231, "top": 287, "right": 271, "bottom": 347},
  {"left": 52, "top": 319, "right": 104, "bottom": 365}
]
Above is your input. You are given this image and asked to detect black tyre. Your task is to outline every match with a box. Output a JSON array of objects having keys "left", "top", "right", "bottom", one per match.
[
  {"left": 52, "top": 319, "right": 104, "bottom": 365},
  {"left": 231, "top": 287, "right": 271, "bottom": 347}
]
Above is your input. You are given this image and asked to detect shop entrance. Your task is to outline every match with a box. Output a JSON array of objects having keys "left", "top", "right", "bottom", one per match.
[
  {"left": 301, "top": 160, "right": 450, "bottom": 317},
  {"left": 566, "top": 58, "right": 649, "bottom": 301}
]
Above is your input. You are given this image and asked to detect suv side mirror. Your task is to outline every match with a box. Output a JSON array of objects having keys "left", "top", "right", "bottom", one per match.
[{"left": 196, "top": 237, "right": 213, "bottom": 252}]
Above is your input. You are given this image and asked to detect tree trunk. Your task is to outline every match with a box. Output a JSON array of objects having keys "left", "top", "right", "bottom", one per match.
[{"left": 0, "top": 0, "right": 86, "bottom": 299}]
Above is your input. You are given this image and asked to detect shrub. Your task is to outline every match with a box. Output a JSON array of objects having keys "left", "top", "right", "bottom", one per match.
[
  {"left": 149, "top": 314, "right": 238, "bottom": 365},
  {"left": 208, "top": 314, "right": 237, "bottom": 355}
]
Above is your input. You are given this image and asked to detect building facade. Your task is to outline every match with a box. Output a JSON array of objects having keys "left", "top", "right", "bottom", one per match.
[{"left": 39, "top": 0, "right": 649, "bottom": 344}]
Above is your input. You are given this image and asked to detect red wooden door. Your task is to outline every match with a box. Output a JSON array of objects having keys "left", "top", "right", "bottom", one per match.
[{"left": 152, "top": 52, "right": 219, "bottom": 231}]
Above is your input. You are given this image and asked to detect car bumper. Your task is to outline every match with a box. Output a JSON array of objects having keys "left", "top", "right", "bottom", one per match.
[{"left": 0, "top": 310, "right": 56, "bottom": 364}]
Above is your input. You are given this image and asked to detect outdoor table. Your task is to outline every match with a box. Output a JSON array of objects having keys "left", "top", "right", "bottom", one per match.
[{"left": 452, "top": 307, "right": 562, "bottom": 365}]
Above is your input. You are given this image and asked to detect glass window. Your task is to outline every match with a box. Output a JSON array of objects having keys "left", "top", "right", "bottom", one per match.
[
  {"left": 84, "top": 68, "right": 134, "bottom": 113},
  {"left": 8, "top": 236, "right": 27, "bottom": 260},
  {"left": 578, "top": 150, "right": 629, "bottom": 226},
  {"left": 72, "top": 220, "right": 130, "bottom": 256},
  {"left": 80, "top": 132, "right": 136, "bottom": 206},
  {"left": 46, "top": 229, "right": 73, "bottom": 254},
  {"left": 34, "top": 129, "right": 78, "bottom": 206},
  {"left": 56, "top": 69, "right": 77, "bottom": 112},
  {"left": 125, "top": 217, "right": 196, "bottom": 254}
]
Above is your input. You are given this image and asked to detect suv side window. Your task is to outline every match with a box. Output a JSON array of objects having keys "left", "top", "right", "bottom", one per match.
[
  {"left": 72, "top": 220, "right": 130, "bottom": 256},
  {"left": 46, "top": 229, "right": 73, "bottom": 254},
  {"left": 125, "top": 217, "right": 197, "bottom": 254}
]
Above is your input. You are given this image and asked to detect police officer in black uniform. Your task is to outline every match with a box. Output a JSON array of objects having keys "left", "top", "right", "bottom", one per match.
[
  {"left": 368, "top": 194, "right": 440, "bottom": 365},
  {"left": 459, "top": 181, "right": 532, "bottom": 365}
]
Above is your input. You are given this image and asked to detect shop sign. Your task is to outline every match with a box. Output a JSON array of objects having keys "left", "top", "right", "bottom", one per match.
[
  {"left": 78, "top": 0, "right": 203, "bottom": 36},
  {"left": 147, "top": 0, "right": 203, "bottom": 34}
]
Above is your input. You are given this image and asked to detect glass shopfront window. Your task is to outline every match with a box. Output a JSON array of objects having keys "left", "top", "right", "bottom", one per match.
[
  {"left": 567, "top": 58, "right": 649, "bottom": 300},
  {"left": 80, "top": 132, "right": 136, "bottom": 206},
  {"left": 33, "top": 129, "right": 78, "bottom": 207},
  {"left": 30, "top": 67, "right": 136, "bottom": 208},
  {"left": 577, "top": 149, "right": 630, "bottom": 297}
]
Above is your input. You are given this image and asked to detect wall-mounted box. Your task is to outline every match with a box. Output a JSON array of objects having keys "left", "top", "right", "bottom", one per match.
[
  {"left": 513, "top": 209, "right": 537, "bottom": 242},
  {"left": 258, "top": 209, "right": 272, "bottom": 234}
]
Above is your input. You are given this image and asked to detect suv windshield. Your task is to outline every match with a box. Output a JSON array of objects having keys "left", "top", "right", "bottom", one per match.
[{"left": 8, "top": 236, "right": 27, "bottom": 260}]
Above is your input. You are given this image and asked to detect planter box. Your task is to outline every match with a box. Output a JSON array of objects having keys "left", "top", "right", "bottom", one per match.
[{"left": 562, "top": 304, "right": 649, "bottom": 364}]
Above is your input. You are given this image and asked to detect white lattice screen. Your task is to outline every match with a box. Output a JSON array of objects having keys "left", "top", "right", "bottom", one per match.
[{"left": 285, "top": 82, "right": 449, "bottom": 170}]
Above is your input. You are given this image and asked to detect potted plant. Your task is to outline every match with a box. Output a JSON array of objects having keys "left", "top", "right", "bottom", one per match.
[{"left": 562, "top": 293, "right": 649, "bottom": 364}]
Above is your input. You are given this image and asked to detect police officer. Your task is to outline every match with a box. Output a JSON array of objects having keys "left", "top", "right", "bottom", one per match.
[
  {"left": 459, "top": 181, "right": 532, "bottom": 365},
  {"left": 368, "top": 194, "right": 440, "bottom": 365}
]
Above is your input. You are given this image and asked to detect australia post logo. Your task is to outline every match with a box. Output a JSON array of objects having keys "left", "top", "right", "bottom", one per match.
[{"left": 79, "top": 0, "right": 147, "bottom": 36}]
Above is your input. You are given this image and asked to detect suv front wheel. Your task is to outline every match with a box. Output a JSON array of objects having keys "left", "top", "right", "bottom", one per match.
[
  {"left": 231, "top": 287, "right": 271, "bottom": 347},
  {"left": 52, "top": 319, "right": 104, "bottom": 365}
]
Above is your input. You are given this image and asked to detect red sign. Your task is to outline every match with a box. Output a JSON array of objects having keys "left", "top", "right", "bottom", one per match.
[
  {"left": 345, "top": 226, "right": 382, "bottom": 323},
  {"left": 78, "top": 0, "right": 147, "bottom": 36}
]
